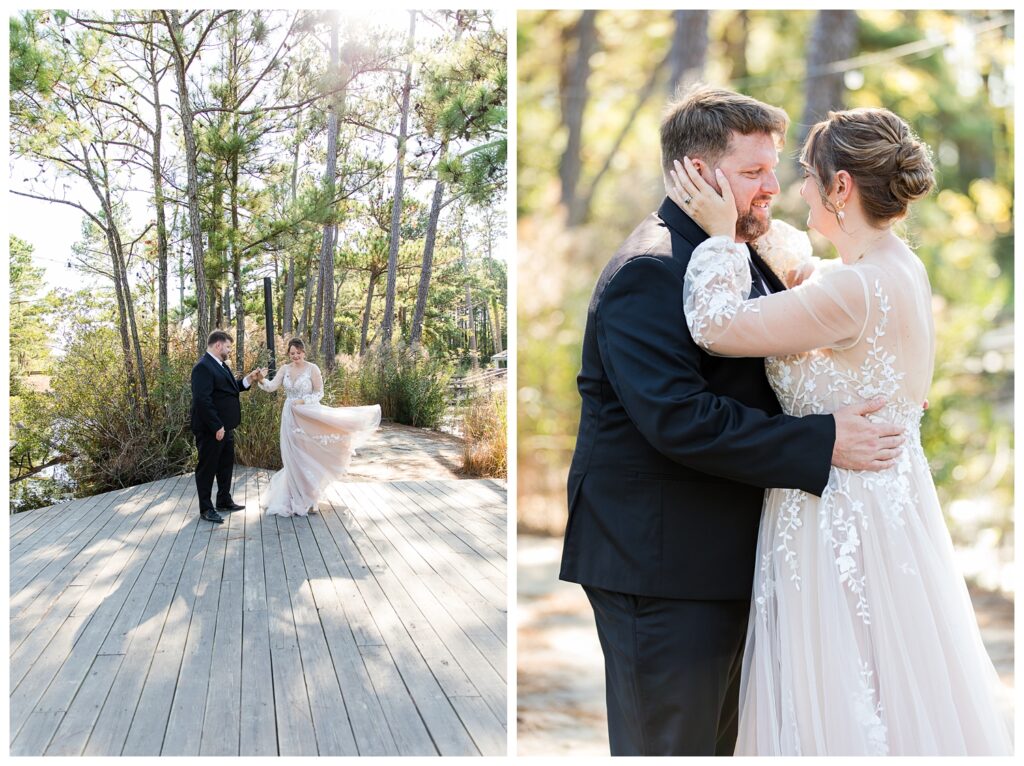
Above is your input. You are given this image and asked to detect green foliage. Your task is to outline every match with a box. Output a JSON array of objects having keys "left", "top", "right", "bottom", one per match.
[
  {"left": 337, "top": 347, "right": 452, "bottom": 428},
  {"left": 10, "top": 236, "right": 52, "bottom": 377},
  {"left": 49, "top": 326, "right": 196, "bottom": 495}
]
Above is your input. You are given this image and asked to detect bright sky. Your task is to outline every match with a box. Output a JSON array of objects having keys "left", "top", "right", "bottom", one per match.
[{"left": 9, "top": 7, "right": 509, "bottom": 306}]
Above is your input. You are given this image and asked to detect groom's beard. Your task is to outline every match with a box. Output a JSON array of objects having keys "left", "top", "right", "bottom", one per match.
[{"left": 736, "top": 202, "right": 771, "bottom": 242}]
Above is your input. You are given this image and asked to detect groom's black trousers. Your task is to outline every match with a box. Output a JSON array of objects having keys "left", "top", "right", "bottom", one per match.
[
  {"left": 584, "top": 586, "right": 749, "bottom": 756},
  {"left": 194, "top": 428, "right": 236, "bottom": 513}
]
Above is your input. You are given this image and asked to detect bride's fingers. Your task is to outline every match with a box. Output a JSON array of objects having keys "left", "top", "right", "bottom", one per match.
[
  {"left": 671, "top": 160, "right": 699, "bottom": 199},
  {"left": 682, "top": 156, "right": 714, "bottom": 195},
  {"left": 715, "top": 168, "right": 736, "bottom": 207},
  {"left": 668, "top": 169, "right": 693, "bottom": 208}
]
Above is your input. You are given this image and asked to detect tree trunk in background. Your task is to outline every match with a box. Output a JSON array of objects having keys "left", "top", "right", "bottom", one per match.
[
  {"left": 801, "top": 11, "right": 859, "bottom": 145},
  {"left": 163, "top": 9, "right": 209, "bottom": 354},
  {"left": 360, "top": 268, "right": 381, "bottom": 355},
  {"left": 558, "top": 10, "right": 597, "bottom": 227},
  {"left": 459, "top": 214, "right": 479, "bottom": 370},
  {"left": 147, "top": 14, "right": 169, "bottom": 372},
  {"left": 300, "top": 248, "right": 315, "bottom": 338},
  {"left": 723, "top": 10, "right": 749, "bottom": 84},
  {"left": 283, "top": 127, "right": 300, "bottom": 336},
  {"left": 381, "top": 11, "right": 416, "bottom": 347},
  {"left": 228, "top": 15, "right": 245, "bottom": 368},
  {"left": 317, "top": 16, "right": 340, "bottom": 370},
  {"left": 410, "top": 148, "right": 446, "bottom": 349},
  {"left": 668, "top": 10, "right": 708, "bottom": 98}
]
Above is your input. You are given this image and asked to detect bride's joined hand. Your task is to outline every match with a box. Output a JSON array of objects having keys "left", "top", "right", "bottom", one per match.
[{"left": 669, "top": 156, "right": 737, "bottom": 239}]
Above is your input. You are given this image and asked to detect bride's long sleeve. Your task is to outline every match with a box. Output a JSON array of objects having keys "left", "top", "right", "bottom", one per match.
[
  {"left": 307, "top": 364, "right": 325, "bottom": 404},
  {"left": 259, "top": 365, "right": 286, "bottom": 392},
  {"left": 683, "top": 235, "right": 870, "bottom": 358}
]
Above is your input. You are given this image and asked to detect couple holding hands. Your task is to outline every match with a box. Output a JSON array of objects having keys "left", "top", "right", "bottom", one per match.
[{"left": 189, "top": 330, "right": 380, "bottom": 523}]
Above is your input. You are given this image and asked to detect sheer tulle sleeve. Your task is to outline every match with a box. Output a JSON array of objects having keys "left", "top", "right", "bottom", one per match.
[
  {"left": 259, "top": 365, "right": 286, "bottom": 392},
  {"left": 683, "top": 236, "right": 870, "bottom": 358},
  {"left": 308, "top": 364, "right": 324, "bottom": 403}
]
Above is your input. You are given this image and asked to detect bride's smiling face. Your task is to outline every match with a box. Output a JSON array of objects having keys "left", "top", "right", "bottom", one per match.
[
  {"left": 289, "top": 346, "right": 306, "bottom": 363},
  {"left": 799, "top": 166, "right": 834, "bottom": 236}
]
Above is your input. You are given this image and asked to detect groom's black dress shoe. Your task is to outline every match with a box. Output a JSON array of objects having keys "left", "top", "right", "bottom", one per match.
[
  {"left": 216, "top": 501, "right": 245, "bottom": 512},
  {"left": 200, "top": 509, "right": 225, "bottom": 524}
]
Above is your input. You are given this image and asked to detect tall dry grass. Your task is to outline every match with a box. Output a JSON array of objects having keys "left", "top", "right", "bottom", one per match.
[{"left": 461, "top": 388, "right": 507, "bottom": 478}]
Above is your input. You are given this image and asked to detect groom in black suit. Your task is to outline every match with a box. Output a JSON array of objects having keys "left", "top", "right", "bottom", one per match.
[
  {"left": 560, "top": 86, "right": 904, "bottom": 755},
  {"left": 190, "top": 330, "right": 263, "bottom": 524}
]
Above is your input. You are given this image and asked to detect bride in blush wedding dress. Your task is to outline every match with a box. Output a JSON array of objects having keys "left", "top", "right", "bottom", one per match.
[
  {"left": 671, "top": 108, "right": 1012, "bottom": 755},
  {"left": 257, "top": 338, "right": 381, "bottom": 517}
]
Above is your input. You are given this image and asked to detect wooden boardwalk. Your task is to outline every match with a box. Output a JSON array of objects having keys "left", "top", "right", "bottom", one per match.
[{"left": 9, "top": 467, "right": 507, "bottom": 756}]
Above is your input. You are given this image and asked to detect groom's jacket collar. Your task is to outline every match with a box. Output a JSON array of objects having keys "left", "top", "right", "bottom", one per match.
[{"left": 658, "top": 196, "right": 710, "bottom": 253}]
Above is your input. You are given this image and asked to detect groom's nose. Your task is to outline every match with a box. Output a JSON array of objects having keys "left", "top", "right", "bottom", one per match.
[{"left": 762, "top": 171, "right": 781, "bottom": 196}]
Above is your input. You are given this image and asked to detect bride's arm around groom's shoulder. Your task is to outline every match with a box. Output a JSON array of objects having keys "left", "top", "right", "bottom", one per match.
[{"left": 685, "top": 230, "right": 873, "bottom": 359}]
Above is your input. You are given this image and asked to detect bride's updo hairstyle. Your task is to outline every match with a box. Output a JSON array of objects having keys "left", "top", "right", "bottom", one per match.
[
  {"left": 801, "top": 107, "right": 935, "bottom": 227},
  {"left": 287, "top": 337, "right": 306, "bottom": 355}
]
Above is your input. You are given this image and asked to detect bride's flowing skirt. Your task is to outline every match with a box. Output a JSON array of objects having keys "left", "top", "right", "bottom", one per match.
[
  {"left": 262, "top": 402, "right": 381, "bottom": 517},
  {"left": 736, "top": 445, "right": 1013, "bottom": 755}
]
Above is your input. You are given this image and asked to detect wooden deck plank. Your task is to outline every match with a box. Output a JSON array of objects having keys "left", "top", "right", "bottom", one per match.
[
  {"left": 238, "top": 468, "right": 279, "bottom": 757},
  {"left": 10, "top": 482, "right": 160, "bottom": 623},
  {"left": 10, "top": 478, "right": 177, "bottom": 753},
  {"left": 342, "top": 484, "right": 506, "bottom": 719},
  {"left": 259, "top": 498, "right": 319, "bottom": 755},
  {"left": 11, "top": 469, "right": 506, "bottom": 756},
  {"left": 44, "top": 475, "right": 196, "bottom": 756},
  {"left": 378, "top": 482, "right": 507, "bottom": 616},
  {"left": 276, "top": 512, "right": 359, "bottom": 756},
  {"left": 324, "top": 485, "right": 481, "bottom": 755},
  {"left": 292, "top": 516, "right": 399, "bottom": 755},
  {"left": 362, "top": 483, "right": 507, "bottom": 658},
  {"left": 393, "top": 480, "right": 507, "bottom": 567}
]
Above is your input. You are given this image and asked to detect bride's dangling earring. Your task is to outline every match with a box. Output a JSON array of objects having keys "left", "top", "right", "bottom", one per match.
[{"left": 835, "top": 199, "right": 845, "bottom": 224}]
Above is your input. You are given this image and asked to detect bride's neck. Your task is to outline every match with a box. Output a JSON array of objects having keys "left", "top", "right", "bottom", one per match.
[{"left": 832, "top": 219, "right": 893, "bottom": 264}]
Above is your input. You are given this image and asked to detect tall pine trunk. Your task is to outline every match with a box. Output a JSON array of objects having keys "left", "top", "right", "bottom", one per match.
[
  {"left": 410, "top": 143, "right": 446, "bottom": 349},
  {"left": 459, "top": 214, "right": 479, "bottom": 370},
  {"left": 381, "top": 11, "right": 416, "bottom": 347},
  {"left": 801, "top": 11, "right": 859, "bottom": 145},
  {"left": 164, "top": 10, "right": 209, "bottom": 353},
  {"left": 558, "top": 10, "right": 597, "bottom": 227},
  {"left": 360, "top": 268, "right": 380, "bottom": 355},
  {"left": 316, "top": 17, "right": 341, "bottom": 369},
  {"left": 283, "top": 128, "right": 300, "bottom": 336},
  {"left": 668, "top": 11, "right": 709, "bottom": 97},
  {"left": 147, "top": 14, "right": 169, "bottom": 372}
]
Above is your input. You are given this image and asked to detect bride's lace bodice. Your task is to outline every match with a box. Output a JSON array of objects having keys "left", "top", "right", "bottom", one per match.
[
  {"left": 258, "top": 362, "right": 324, "bottom": 404},
  {"left": 682, "top": 222, "right": 936, "bottom": 431}
]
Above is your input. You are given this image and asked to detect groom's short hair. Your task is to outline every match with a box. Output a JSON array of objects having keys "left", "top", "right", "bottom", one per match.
[
  {"left": 661, "top": 85, "right": 789, "bottom": 173},
  {"left": 207, "top": 330, "right": 234, "bottom": 347}
]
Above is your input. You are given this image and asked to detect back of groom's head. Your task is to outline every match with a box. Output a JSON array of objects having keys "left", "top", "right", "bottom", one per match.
[{"left": 661, "top": 84, "right": 789, "bottom": 175}]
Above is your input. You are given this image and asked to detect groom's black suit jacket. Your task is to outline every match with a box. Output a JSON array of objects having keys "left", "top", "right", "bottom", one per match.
[
  {"left": 560, "top": 198, "right": 836, "bottom": 600},
  {"left": 190, "top": 352, "right": 248, "bottom": 434}
]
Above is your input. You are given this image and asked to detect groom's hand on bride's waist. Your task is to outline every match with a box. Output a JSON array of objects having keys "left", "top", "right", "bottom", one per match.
[{"left": 831, "top": 397, "right": 904, "bottom": 472}]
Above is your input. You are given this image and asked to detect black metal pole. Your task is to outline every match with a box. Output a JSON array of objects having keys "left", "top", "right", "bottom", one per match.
[{"left": 263, "top": 277, "right": 276, "bottom": 376}]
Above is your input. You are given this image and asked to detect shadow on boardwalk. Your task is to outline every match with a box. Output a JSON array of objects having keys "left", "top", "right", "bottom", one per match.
[
  {"left": 517, "top": 534, "right": 1014, "bottom": 756},
  {"left": 10, "top": 464, "right": 507, "bottom": 756}
]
